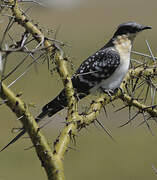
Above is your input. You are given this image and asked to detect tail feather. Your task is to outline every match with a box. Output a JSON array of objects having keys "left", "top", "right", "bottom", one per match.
[
  {"left": 0, "top": 130, "right": 26, "bottom": 152},
  {"left": 41, "top": 97, "right": 64, "bottom": 118},
  {"left": 0, "top": 93, "right": 65, "bottom": 152}
]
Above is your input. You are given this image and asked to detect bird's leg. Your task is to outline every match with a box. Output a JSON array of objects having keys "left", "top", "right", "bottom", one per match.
[
  {"left": 104, "top": 89, "right": 114, "bottom": 96},
  {"left": 114, "top": 87, "right": 124, "bottom": 94},
  {"left": 101, "top": 88, "right": 114, "bottom": 101}
]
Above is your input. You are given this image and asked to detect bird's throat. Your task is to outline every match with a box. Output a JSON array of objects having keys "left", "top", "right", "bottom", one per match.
[{"left": 113, "top": 35, "right": 132, "bottom": 54}]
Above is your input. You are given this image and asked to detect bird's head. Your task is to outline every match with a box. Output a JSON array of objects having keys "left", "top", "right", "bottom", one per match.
[{"left": 113, "top": 22, "right": 151, "bottom": 41}]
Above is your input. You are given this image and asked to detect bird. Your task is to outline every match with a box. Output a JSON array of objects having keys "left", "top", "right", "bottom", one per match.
[{"left": 0, "top": 21, "right": 151, "bottom": 152}]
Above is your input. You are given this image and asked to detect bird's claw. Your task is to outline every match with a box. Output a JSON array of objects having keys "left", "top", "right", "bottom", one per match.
[{"left": 114, "top": 87, "right": 124, "bottom": 94}]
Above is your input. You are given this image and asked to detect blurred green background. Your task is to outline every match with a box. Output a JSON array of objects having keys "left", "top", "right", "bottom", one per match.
[{"left": 0, "top": 0, "right": 157, "bottom": 179}]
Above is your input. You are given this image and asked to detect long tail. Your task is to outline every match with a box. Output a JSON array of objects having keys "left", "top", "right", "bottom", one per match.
[{"left": 0, "top": 92, "right": 65, "bottom": 152}]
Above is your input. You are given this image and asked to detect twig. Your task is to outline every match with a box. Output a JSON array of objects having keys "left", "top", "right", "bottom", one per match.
[
  {"left": 145, "top": 40, "right": 156, "bottom": 62},
  {"left": 131, "top": 50, "right": 157, "bottom": 60}
]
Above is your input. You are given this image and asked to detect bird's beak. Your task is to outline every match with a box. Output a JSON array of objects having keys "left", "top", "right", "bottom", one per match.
[{"left": 140, "top": 25, "right": 152, "bottom": 31}]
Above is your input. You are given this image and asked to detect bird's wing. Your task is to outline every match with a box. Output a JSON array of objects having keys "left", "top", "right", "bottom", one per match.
[{"left": 72, "top": 47, "right": 120, "bottom": 96}]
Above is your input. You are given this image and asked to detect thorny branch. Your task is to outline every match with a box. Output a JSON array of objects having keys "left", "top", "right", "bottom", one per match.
[{"left": 0, "top": 0, "right": 157, "bottom": 180}]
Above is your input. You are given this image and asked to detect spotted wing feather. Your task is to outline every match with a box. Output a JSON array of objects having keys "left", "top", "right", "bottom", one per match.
[{"left": 72, "top": 47, "right": 120, "bottom": 96}]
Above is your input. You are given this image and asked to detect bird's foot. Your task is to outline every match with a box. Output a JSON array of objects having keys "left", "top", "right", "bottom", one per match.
[
  {"left": 102, "top": 88, "right": 124, "bottom": 101},
  {"left": 114, "top": 87, "right": 124, "bottom": 94},
  {"left": 102, "top": 89, "right": 115, "bottom": 101},
  {"left": 104, "top": 89, "right": 114, "bottom": 97}
]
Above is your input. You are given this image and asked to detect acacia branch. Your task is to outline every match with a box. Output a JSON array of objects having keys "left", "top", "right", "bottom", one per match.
[
  {"left": 53, "top": 52, "right": 79, "bottom": 160},
  {"left": 78, "top": 64, "right": 157, "bottom": 129},
  {"left": 0, "top": 83, "right": 64, "bottom": 180},
  {"left": 1, "top": 0, "right": 79, "bottom": 179}
]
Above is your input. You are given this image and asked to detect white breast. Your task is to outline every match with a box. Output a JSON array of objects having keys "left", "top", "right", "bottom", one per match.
[
  {"left": 90, "top": 37, "right": 132, "bottom": 93},
  {"left": 100, "top": 52, "right": 130, "bottom": 90}
]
